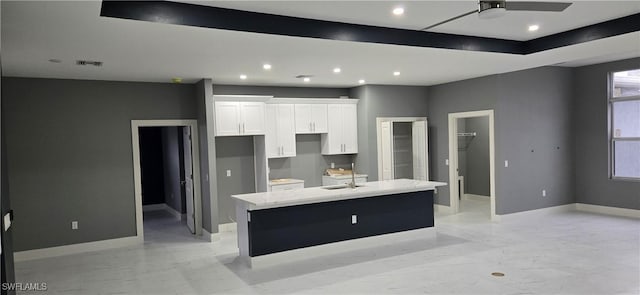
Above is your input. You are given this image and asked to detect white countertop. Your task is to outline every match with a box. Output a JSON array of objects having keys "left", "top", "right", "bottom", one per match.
[
  {"left": 323, "top": 174, "right": 368, "bottom": 179},
  {"left": 268, "top": 178, "right": 304, "bottom": 186},
  {"left": 232, "top": 179, "right": 447, "bottom": 210}
]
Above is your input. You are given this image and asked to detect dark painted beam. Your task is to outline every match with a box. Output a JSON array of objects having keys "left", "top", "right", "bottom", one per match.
[
  {"left": 100, "top": 1, "right": 523, "bottom": 54},
  {"left": 100, "top": 1, "right": 640, "bottom": 55},
  {"left": 523, "top": 13, "right": 640, "bottom": 54}
]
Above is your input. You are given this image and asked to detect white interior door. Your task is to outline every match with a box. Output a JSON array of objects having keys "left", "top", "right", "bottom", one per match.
[
  {"left": 412, "top": 120, "right": 428, "bottom": 180},
  {"left": 182, "top": 127, "right": 195, "bottom": 234},
  {"left": 381, "top": 121, "right": 394, "bottom": 180}
]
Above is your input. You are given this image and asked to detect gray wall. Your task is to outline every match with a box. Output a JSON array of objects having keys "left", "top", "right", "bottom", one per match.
[
  {"left": 213, "top": 85, "right": 350, "bottom": 98},
  {"left": 460, "top": 117, "right": 490, "bottom": 196},
  {"left": 215, "top": 136, "right": 256, "bottom": 223},
  {"left": 2, "top": 77, "right": 196, "bottom": 251},
  {"left": 574, "top": 58, "right": 640, "bottom": 210},
  {"left": 428, "top": 66, "right": 575, "bottom": 214},
  {"left": 269, "top": 134, "right": 352, "bottom": 187},
  {"left": 195, "top": 79, "right": 217, "bottom": 233},
  {"left": 350, "top": 85, "right": 429, "bottom": 181},
  {"left": 162, "top": 126, "right": 184, "bottom": 213}
]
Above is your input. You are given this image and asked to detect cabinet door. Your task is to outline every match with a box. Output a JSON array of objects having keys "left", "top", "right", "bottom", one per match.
[
  {"left": 342, "top": 104, "right": 358, "bottom": 153},
  {"left": 322, "top": 104, "right": 344, "bottom": 154},
  {"left": 214, "top": 101, "right": 240, "bottom": 136},
  {"left": 240, "top": 102, "right": 265, "bottom": 135},
  {"left": 278, "top": 104, "right": 297, "bottom": 157},
  {"left": 265, "top": 104, "right": 279, "bottom": 158},
  {"left": 294, "top": 104, "right": 312, "bottom": 133},
  {"left": 311, "top": 104, "right": 328, "bottom": 133}
]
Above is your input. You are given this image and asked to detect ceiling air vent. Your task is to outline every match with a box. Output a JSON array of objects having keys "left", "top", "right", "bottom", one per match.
[{"left": 76, "top": 60, "right": 103, "bottom": 67}]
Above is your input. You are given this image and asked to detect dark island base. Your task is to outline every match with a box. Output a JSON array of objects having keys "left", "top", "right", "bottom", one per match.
[{"left": 247, "top": 190, "right": 434, "bottom": 257}]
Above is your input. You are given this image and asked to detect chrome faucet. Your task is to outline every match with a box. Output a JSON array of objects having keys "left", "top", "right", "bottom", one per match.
[{"left": 348, "top": 162, "right": 357, "bottom": 189}]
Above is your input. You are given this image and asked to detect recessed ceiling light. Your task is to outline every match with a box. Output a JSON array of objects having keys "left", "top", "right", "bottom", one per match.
[
  {"left": 263, "top": 63, "right": 272, "bottom": 70},
  {"left": 333, "top": 67, "right": 341, "bottom": 73},
  {"left": 393, "top": 71, "right": 400, "bottom": 76},
  {"left": 528, "top": 24, "right": 539, "bottom": 32},
  {"left": 240, "top": 74, "right": 247, "bottom": 80},
  {"left": 303, "top": 77, "right": 311, "bottom": 82},
  {"left": 393, "top": 7, "right": 404, "bottom": 16},
  {"left": 358, "top": 79, "right": 366, "bottom": 84}
]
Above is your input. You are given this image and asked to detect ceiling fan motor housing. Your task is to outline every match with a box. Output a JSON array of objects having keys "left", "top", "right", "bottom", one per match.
[{"left": 478, "top": 0, "right": 507, "bottom": 18}]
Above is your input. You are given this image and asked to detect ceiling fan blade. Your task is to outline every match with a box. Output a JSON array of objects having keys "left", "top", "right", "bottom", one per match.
[
  {"left": 421, "top": 9, "right": 477, "bottom": 31},
  {"left": 505, "top": 1, "right": 572, "bottom": 12}
]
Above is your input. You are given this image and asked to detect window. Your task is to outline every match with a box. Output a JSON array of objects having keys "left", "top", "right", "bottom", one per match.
[{"left": 610, "top": 69, "right": 640, "bottom": 180}]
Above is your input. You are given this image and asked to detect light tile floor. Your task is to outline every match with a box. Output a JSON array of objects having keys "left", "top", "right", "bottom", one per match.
[{"left": 15, "top": 201, "right": 640, "bottom": 295}]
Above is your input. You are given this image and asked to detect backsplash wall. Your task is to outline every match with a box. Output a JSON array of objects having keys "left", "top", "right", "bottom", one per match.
[{"left": 268, "top": 134, "right": 353, "bottom": 187}]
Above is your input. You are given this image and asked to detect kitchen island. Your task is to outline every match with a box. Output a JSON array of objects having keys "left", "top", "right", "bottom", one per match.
[{"left": 231, "top": 179, "right": 447, "bottom": 267}]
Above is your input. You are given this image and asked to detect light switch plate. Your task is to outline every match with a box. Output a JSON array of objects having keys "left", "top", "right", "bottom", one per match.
[
  {"left": 226, "top": 170, "right": 231, "bottom": 177},
  {"left": 445, "top": 159, "right": 449, "bottom": 166},
  {"left": 504, "top": 160, "right": 509, "bottom": 168},
  {"left": 351, "top": 215, "right": 357, "bottom": 224}
]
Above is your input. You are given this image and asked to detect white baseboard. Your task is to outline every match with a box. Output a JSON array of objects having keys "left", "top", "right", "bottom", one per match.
[
  {"left": 575, "top": 203, "right": 640, "bottom": 219},
  {"left": 142, "top": 203, "right": 166, "bottom": 212},
  {"left": 218, "top": 222, "right": 237, "bottom": 232},
  {"left": 462, "top": 194, "right": 490, "bottom": 201},
  {"left": 164, "top": 205, "right": 183, "bottom": 221},
  {"left": 496, "top": 204, "right": 576, "bottom": 221},
  {"left": 434, "top": 204, "right": 453, "bottom": 214},
  {"left": 200, "top": 228, "right": 219, "bottom": 242},
  {"left": 14, "top": 236, "right": 142, "bottom": 262}
]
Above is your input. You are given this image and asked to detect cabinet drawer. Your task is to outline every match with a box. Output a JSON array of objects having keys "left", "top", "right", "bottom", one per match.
[{"left": 269, "top": 182, "right": 304, "bottom": 192}]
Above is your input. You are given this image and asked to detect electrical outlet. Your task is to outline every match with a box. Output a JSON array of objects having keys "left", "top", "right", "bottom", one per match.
[
  {"left": 505, "top": 160, "right": 509, "bottom": 168},
  {"left": 445, "top": 159, "right": 449, "bottom": 166},
  {"left": 542, "top": 189, "right": 547, "bottom": 197},
  {"left": 226, "top": 170, "right": 231, "bottom": 177},
  {"left": 71, "top": 221, "right": 78, "bottom": 230},
  {"left": 434, "top": 188, "right": 438, "bottom": 194},
  {"left": 351, "top": 215, "right": 357, "bottom": 224},
  {"left": 331, "top": 162, "right": 335, "bottom": 169}
]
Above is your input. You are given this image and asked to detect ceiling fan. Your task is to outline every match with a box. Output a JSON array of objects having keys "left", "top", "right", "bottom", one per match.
[{"left": 421, "top": 0, "right": 572, "bottom": 31}]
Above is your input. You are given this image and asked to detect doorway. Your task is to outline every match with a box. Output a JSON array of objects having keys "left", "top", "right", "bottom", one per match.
[
  {"left": 377, "top": 117, "right": 429, "bottom": 181},
  {"left": 131, "top": 120, "right": 202, "bottom": 241},
  {"left": 448, "top": 110, "right": 497, "bottom": 220}
]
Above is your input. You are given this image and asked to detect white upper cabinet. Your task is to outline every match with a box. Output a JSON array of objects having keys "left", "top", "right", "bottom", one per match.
[
  {"left": 239, "top": 102, "right": 266, "bottom": 135},
  {"left": 214, "top": 101, "right": 265, "bottom": 136},
  {"left": 321, "top": 103, "right": 358, "bottom": 155},
  {"left": 295, "top": 104, "right": 328, "bottom": 134},
  {"left": 266, "top": 104, "right": 296, "bottom": 158}
]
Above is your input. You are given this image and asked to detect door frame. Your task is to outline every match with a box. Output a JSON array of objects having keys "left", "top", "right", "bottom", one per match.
[
  {"left": 131, "top": 120, "right": 203, "bottom": 239},
  {"left": 376, "top": 117, "right": 429, "bottom": 181},
  {"left": 447, "top": 110, "right": 497, "bottom": 221}
]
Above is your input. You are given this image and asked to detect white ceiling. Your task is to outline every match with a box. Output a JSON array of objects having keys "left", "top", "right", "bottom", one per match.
[{"left": 1, "top": 1, "right": 639, "bottom": 87}]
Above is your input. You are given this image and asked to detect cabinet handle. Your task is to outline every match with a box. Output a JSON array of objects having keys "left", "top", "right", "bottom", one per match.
[
  {"left": 238, "top": 123, "right": 241, "bottom": 134},
  {"left": 313, "top": 122, "right": 315, "bottom": 132},
  {"left": 309, "top": 122, "right": 312, "bottom": 132},
  {"left": 243, "top": 123, "right": 245, "bottom": 134}
]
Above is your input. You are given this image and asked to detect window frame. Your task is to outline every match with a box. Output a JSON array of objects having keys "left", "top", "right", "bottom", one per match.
[{"left": 608, "top": 69, "right": 640, "bottom": 181}]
